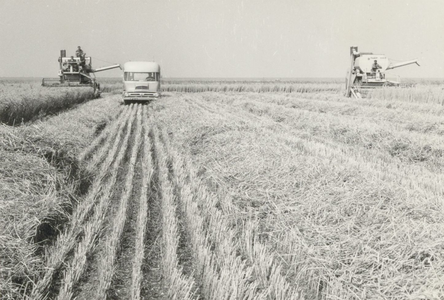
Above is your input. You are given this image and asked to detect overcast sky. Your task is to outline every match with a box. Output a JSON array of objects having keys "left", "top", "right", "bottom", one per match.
[{"left": 0, "top": 0, "right": 443, "bottom": 78}]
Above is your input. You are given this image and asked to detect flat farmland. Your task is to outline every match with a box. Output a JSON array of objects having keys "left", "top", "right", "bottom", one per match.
[{"left": 2, "top": 80, "right": 444, "bottom": 300}]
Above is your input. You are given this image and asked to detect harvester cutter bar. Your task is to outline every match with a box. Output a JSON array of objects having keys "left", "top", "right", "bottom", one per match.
[{"left": 42, "top": 78, "right": 94, "bottom": 88}]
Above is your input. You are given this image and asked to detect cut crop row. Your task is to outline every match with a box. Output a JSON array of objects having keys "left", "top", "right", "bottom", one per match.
[
  {"left": 130, "top": 105, "right": 154, "bottom": 300},
  {"left": 153, "top": 125, "right": 304, "bottom": 299},
  {"left": 56, "top": 105, "right": 137, "bottom": 300},
  {"left": 198, "top": 94, "right": 444, "bottom": 172},
  {"left": 181, "top": 95, "right": 444, "bottom": 299},
  {"left": 94, "top": 105, "right": 143, "bottom": 298},
  {"left": 189, "top": 94, "right": 444, "bottom": 200},
  {"left": 161, "top": 83, "right": 340, "bottom": 94},
  {"left": 236, "top": 93, "right": 444, "bottom": 136},
  {"left": 147, "top": 94, "right": 444, "bottom": 299},
  {"left": 78, "top": 105, "right": 130, "bottom": 163},
  {"left": 28, "top": 104, "right": 136, "bottom": 300},
  {"left": 151, "top": 125, "right": 198, "bottom": 299}
]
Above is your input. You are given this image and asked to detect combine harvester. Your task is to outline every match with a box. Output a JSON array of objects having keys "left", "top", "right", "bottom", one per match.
[
  {"left": 345, "top": 46, "right": 419, "bottom": 98},
  {"left": 42, "top": 49, "right": 121, "bottom": 97}
]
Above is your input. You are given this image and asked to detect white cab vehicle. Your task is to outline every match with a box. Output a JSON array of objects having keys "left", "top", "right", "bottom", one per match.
[{"left": 122, "top": 61, "right": 161, "bottom": 103}]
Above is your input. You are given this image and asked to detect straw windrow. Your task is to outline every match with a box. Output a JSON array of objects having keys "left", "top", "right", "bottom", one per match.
[
  {"left": 158, "top": 127, "right": 304, "bottom": 299},
  {"left": 28, "top": 105, "right": 135, "bottom": 300},
  {"left": 78, "top": 105, "right": 130, "bottom": 163},
  {"left": 145, "top": 92, "right": 444, "bottom": 299},
  {"left": 151, "top": 126, "right": 197, "bottom": 300},
  {"left": 95, "top": 105, "right": 143, "bottom": 298},
  {"left": 130, "top": 105, "right": 153, "bottom": 300},
  {"left": 55, "top": 105, "right": 137, "bottom": 300}
]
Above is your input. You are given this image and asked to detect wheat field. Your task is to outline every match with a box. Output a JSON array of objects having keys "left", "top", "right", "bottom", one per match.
[{"left": 1, "top": 79, "right": 444, "bottom": 299}]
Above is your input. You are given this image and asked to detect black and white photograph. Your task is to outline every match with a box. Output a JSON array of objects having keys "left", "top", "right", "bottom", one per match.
[{"left": 1, "top": 0, "right": 444, "bottom": 299}]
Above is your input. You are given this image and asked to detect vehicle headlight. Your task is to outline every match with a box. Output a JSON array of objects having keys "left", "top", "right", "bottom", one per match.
[
  {"left": 153, "top": 93, "right": 159, "bottom": 97},
  {"left": 123, "top": 92, "right": 129, "bottom": 97}
]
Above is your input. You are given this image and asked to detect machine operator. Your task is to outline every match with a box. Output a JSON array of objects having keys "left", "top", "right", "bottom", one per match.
[
  {"left": 76, "top": 46, "right": 84, "bottom": 58},
  {"left": 371, "top": 60, "right": 382, "bottom": 73}
]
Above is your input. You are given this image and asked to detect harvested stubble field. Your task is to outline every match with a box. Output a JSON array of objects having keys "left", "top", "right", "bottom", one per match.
[{"left": 1, "top": 79, "right": 444, "bottom": 300}]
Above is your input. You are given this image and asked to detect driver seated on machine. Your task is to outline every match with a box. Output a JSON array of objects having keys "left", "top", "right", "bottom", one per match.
[
  {"left": 76, "top": 46, "right": 84, "bottom": 58},
  {"left": 371, "top": 60, "right": 382, "bottom": 73}
]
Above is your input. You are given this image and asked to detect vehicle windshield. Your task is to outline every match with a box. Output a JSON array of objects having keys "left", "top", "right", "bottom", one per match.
[{"left": 124, "top": 72, "right": 159, "bottom": 81}]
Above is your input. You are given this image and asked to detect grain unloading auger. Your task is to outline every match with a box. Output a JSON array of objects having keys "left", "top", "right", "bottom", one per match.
[
  {"left": 345, "top": 46, "right": 420, "bottom": 98},
  {"left": 42, "top": 49, "right": 121, "bottom": 96}
]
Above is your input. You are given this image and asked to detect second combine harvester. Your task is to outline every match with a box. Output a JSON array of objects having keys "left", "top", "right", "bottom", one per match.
[{"left": 345, "top": 46, "right": 419, "bottom": 98}]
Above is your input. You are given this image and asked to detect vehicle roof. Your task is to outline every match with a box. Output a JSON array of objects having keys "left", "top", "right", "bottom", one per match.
[{"left": 123, "top": 61, "right": 160, "bottom": 72}]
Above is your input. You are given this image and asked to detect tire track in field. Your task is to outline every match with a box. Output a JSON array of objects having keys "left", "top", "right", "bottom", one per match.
[
  {"left": 71, "top": 104, "right": 146, "bottom": 300},
  {"left": 30, "top": 103, "right": 185, "bottom": 300}
]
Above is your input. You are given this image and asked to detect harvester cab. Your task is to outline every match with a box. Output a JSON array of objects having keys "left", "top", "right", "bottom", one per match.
[
  {"left": 42, "top": 49, "right": 121, "bottom": 97},
  {"left": 345, "top": 46, "right": 420, "bottom": 98}
]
